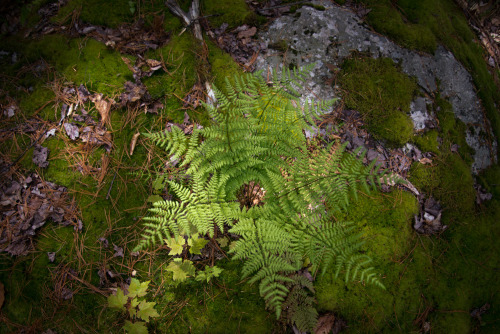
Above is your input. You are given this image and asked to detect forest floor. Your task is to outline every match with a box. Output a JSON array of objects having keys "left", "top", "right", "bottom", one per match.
[{"left": 0, "top": 0, "right": 500, "bottom": 333}]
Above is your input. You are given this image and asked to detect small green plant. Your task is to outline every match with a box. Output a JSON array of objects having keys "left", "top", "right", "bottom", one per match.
[
  {"left": 128, "top": 0, "right": 136, "bottom": 14},
  {"left": 195, "top": 265, "right": 223, "bottom": 283},
  {"left": 107, "top": 279, "right": 159, "bottom": 334}
]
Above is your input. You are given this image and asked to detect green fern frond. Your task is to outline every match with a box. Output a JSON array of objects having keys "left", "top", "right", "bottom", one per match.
[{"left": 137, "top": 65, "right": 389, "bottom": 319}]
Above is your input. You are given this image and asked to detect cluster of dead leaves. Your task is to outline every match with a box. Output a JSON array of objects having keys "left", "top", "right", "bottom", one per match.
[
  {"left": 0, "top": 172, "right": 79, "bottom": 256},
  {"left": 208, "top": 23, "right": 264, "bottom": 71},
  {"left": 25, "top": 2, "right": 170, "bottom": 56},
  {"left": 455, "top": 0, "right": 500, "bottom": 68},
  {"left": 57, "top": 85, "right": 113, "bottom": 153},
  {"left": 334, "top": 109, "right": 434, "bottom": 179},
  {"left": 119, "top": 57, "right": 164, "bottom": 113},
  {"left": 76, "top": 16, "right": 170, "bottom": 55}
]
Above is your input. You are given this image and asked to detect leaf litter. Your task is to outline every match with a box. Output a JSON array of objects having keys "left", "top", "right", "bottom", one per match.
[{"left": 0, "top": 171, "right": 79, "bottom": 256}]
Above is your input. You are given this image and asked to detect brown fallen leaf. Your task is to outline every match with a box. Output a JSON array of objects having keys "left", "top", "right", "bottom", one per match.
[
  {"left": 129, "top": 132, "right": 140, "bottom": 155},
  {"left": 237, "top": 26, "right": 257, "bottom": 39},
  {"left": 419, "top": 157, "right": 433, "bottom": 165},
  {"left": 80, "top": 126, "right": 113, "bottom": 152},
  {"left": 90, "top": 93, "right": 114, "bottom": 126},
  {"left": 98, "top": 154, "right": 110, "bottom": 186},
  {"left": 33, "top": 145, "right": 50, "bottom": 168},
  {"left": 146, "top": 59, "right": 162, "bottom": 71}
]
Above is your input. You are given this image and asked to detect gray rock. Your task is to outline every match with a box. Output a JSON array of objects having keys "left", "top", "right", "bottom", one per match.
[
  {"left": 410, "top": 97, "right": 432, "bottom": 131},
  {"left": 255, "top": 0, "right": 497, "bottom": 173}
]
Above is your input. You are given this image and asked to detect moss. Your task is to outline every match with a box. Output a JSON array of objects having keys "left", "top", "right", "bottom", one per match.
[
  {"left": 409, "top": 153, "right": 475, "bottom": 218},
  {"left": 19, "top": 83, "right": 56, "bottom": 119},
  {"left": 435, "top": 98, "right": 474, "bottom": 163},
  {"left": 409, "top": 96, "right": 475, "bottom": 219},
  {"left": 25, "top": 35, "right": 133, "bottom": 96},
  {"left": 422, "top": 199, "right": 500, "bottom": 333},
  {"left": 316, "top": 190, "right": 420, "bottom": 332},
  {"left": 359, "top": 0, "right": 500, "bottom": 159},
  {"left": 412, "top": 129, "right": 440, "bottom": 154},
  {"left": 201, "top": 0, "right": 265, "bottom": 29},
  {"left": 268, "top": 40, "right": 289, "bottom": 53},
  {"left": 478, "top": 164, "right": 500, "bottom": 201},
  {"left": 152, "top": 259, "right": 275, "bottom": 333},
  {"left": 339, "top": 56, "right": 416, "bottom": 146},
  {"left": 143, "top": 34, "right": 198, "bottom": 123},
  {"left": 19, "top": 0, "right": 52, "bottom": 28},
  {"left": 363, "top": 1, "right": 437, "bottom": 53},
  {"left": 53, "top": 0, "right": 134, "bottom": 28},
  {"left": 206, "top": 39, "right": 242, "bottom": 93}
]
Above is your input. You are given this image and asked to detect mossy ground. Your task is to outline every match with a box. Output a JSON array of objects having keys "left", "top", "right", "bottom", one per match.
[
  {"left": 1, "top": 0, "right": 499, "bottom": 333},
  {"left": 338, "top": 56, "right": 417, "bottom": 147},
  {"left": 0, "top": 0, "right": 271, "bottom": 332}
]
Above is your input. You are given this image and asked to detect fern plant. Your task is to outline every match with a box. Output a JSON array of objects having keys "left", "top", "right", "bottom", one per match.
[{"left": 135, "top": 65, "right": 392, "bottom": 320}]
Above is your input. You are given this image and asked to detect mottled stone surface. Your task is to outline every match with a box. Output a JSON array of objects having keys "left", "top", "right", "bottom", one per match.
[{"left": 255, "top": 0, "right": 497, "bottom": 173}]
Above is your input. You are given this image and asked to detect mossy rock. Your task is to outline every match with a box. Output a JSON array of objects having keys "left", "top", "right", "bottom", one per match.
[
  {"left": 359, "top": 0, "right": 500, "bottom": 158},
  {"left": 339, "top": 56, "right": 417, "bottom": 146}
]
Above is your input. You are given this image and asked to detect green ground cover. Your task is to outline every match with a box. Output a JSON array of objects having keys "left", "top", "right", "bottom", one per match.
[{"left": 0, "top": 0, "right": 499, "bottom": 333}]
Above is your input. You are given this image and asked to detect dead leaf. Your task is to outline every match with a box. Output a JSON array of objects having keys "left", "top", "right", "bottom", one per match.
[
  {"left": 98, "top": 154, "right": 110, "bottom": 186},
  {"left": 120, "top": 81, "right": 146, "bottom": 104},
  {"left": 0, "top": 173, "right": 78, "bottom": 256},
  {"left": 33, "top": 145, "right": 49, "bottom": 168},
  {"left": 90, "top": 94, "right": 114, "bottom": 126},
  {"left": 4, "top": 105, "right": 16, "bottom": 118},
  {"left": 80, "top": 126, "right": 112, "bottom": 152},
  {"left": 113, "top": 244, "right": 124, "bottom": 258},
  {"left": 419, "top": 157, "right": 433, "bottom": 165},
  {"left": 146, "top": 58, "right": 162, "bottom": 71},
  {"left": 237, "top": 26, "right": 257, "bottom": 39},
  {"left": 129, "top": 132, "right": 140, "bottom": 155},
  {"left": 47, "top": 252, "right": 56, "bottom": 263},
  {"left": 59, "top": 287, "right": 73, "bottom": 300},
  {"left": 98, "top": 237, "right": 109, "bottom": 248},
  {"left": 77, "top": 84, "right": 91, "bottom": 104},
  {"left": 63, "top": 122, "right": 79, "bottom": 140}
]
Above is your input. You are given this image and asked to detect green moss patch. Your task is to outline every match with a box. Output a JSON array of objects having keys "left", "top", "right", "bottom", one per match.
[
  {"left": 409, "top": 97, "right": 476, "bottom": 219},
  {"left": 338, "top": 56, "right": 417, "bottom": 146},
  {"left": 201, "top": 0, "right": 264, "bottom": 29},
  {"left": 412, "top": 130, "right": 440, "bottom": 154},
  {"left": 143, "top": 34, "right": 198, "bottom": 123},
  {"left": 25, "top": 35, "right": 133, "bottom": 96},
  {"left": 53, "top": 0, "right": 135, "bottom": 28},
  {"left": 152, "top": 260, "right": 275, "bottom": 333}
]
